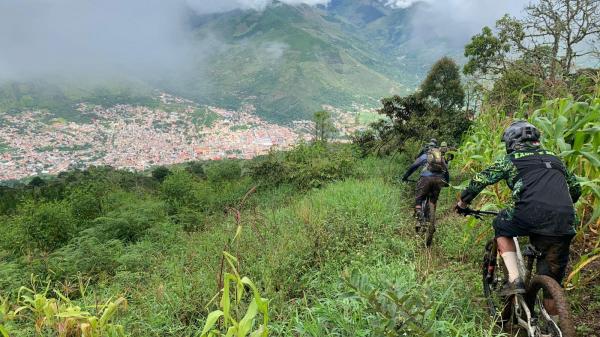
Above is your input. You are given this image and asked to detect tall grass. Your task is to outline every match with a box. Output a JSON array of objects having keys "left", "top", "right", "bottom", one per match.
[{"left": 456, "top": 94, "right": 600, "bottom": 286}]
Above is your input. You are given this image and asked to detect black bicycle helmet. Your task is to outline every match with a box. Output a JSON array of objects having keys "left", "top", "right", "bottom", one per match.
[{"left": 501, "top": 120, "right": 541, "bottom": 153}]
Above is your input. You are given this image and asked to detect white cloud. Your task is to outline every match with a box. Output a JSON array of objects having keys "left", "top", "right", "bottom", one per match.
[
  {"left": 406, "top": 0, "right": 528, "bottom": 47},
  {"left": 381, "top": 0, "right": 423, "bottom": 9},
  {"left": 186, "top": 0, "right": 330, "bottom": 14},
  {"left": 0, "top": 0, "right": 330, "bottom": 82}
]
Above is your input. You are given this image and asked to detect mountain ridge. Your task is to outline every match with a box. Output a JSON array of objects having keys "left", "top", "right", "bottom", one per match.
[{"left": 0, "top": 0, "right": 460, "bottom": 123}]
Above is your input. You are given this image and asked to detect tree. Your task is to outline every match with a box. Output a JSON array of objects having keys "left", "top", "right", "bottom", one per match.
[
  {"left": 313, "top": 110, "right": 336, "bottom": 143},
  {"left": 488, "top": 66, "right": 545, "bottom": 114},
  {"left": 420, "top": 57, "right": 465, "bottom": 112},
  {"left": 364, "top": 57, "right": 470, "bottom": 154},
  {"left": 465, "top": 0, "right": 600, "bottom": 82},
  {"left": 28, "top": 176, "right": 46, "bottom": 188},
  {"left": 151, "top": 166, "right": 171, "bottom": 182}
]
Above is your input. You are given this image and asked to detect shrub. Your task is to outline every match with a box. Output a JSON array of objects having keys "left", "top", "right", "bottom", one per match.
[
  {"left": 91, "top": 199, "right": 167, "bottom": 242},
  {"left": 160, "top": 170, "right": 200, "bottom": 212},
  {"left": 68, "top": 183, "right": 105, "bottom": 223},
  {"left": 151, "top": 166, "right": 171, "bottom": 182},
  {"left": 172, "top": 206, "right": 205, "bottom": 232},
  {"left": 204, "top": 160, "right": 242, "bottom": 182},
  {"left": 250, "top": 143, "right": 356, "bottom": 189},
  {"left": 48, "top": 237, "right": 125, "bottom": 282},
  {"left": 21, "top": 200, "right": 75, "bottom": 252},
  {"left": 186, "top": 161, "right": 207, "bottom": 178}
]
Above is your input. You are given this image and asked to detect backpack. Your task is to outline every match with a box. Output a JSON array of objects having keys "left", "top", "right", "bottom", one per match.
[{"left": 426, "top": 147, "right": 446, "bottom": 173}]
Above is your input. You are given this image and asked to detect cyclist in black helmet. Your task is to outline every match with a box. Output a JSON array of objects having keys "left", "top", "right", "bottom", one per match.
[
  {"left": 415, "top": 138, "right": 438, "bottom": 159},
  {"left": 455, "top": 121, "right": 581, "bottom": 315}
]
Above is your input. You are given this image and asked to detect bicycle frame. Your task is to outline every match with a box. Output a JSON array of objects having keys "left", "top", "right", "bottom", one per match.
[{"left": 468, "top": 208, "right": 572, "bottom": 336}]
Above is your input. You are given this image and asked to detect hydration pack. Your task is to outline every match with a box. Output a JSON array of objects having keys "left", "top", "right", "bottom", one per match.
[
  {"left": 426, "top": 148, "right": 446, "bottom": 173},
  {"left": 510, "top": 150, "right": 575, "bottom": 235}
]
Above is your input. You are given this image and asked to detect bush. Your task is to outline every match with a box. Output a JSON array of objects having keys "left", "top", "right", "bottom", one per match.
[
  {"left": 91, "top": 199, "right": 167, "bottom": 242},
  {"left": 204, "top": 160, "right": 242, "bottom": 182},
  {"left": 160, "top": 170, "right": 200, "bottom": 212},
  {"left": 48, "top": 237, "right": 125, "bottom": 282},
  {"left": 21, "top": 200, "right": 75, "bottom": 251},
  {"left": 250, "top": 143, "right": 356, "bottom": 189},
  {"left": 185, "top": 161, "right": 206, "bottom": 178},
  {"left": 68, "top": 183, "right": 105, "bottom": 223},
  {"left": 151, "top": 166, "right": 171, "bottom": 182},
  {"left": 172, "top": 206, "right": 205, "bottom": 232}
]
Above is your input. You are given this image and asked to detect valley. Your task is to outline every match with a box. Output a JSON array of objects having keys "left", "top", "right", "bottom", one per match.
[
  {"left": 0, "top": 94, "right": 306, "bottom": 181},
  {"left": 0, "top": 93, "right": 374, "bottom": 181}
]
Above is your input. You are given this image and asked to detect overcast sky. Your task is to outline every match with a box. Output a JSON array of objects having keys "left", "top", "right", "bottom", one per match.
[
  {"left": 408, "top": 0, "right": 528, "bottom": 47},
  {"left": 0, "top": 0, "right": 527, "bottom": 83}
]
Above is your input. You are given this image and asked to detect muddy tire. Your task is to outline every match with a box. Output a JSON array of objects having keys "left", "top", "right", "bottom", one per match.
[
  {"left": 526, "top": 275, "right": 576, "bottom": 337},
  {"left": 425, "top": 201, "right": 436, "bottom": 247}
]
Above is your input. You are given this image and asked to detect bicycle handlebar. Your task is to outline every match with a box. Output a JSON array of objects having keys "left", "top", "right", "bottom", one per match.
[{"left": 460, "top": 208, "right": 499, "bottom": 219}]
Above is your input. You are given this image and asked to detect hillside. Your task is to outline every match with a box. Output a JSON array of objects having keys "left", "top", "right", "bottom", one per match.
[
  {"left": 0, "top": 1, "right": 460, "bottom": 123},
  {"left": 0, "top": 143, "right": 597, "bottom": 336},
  {"left": 184, "top": 3, "right": 408, "bottom": 122}
]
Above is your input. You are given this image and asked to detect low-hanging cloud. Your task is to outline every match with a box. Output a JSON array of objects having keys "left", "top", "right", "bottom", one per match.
[
  {"left": 0, "top": 0, "right": 330, "bottom": 83},
  {"left": 188, "top": 0, "right": 330, "bottom": 14},
  {"left": 404, "top": 0, "right": 528, "bottom": 48},
  {"left": 0, "top": 0, "right": 527, "bottom": 86},
  {"left": 381, "top": 0, "right": 422, "bottom": 9}
]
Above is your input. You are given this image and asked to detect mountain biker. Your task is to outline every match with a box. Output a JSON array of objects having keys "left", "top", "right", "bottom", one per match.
[
  {"left": 455, "top": 121, "right": 581, "bottom": 313},
  {"left": 440, "top": 141, "right": 455, "bottom": 163},
  {"left": 402, "top": 143, "right": 449, "bottom": 228},
  {"left": 415, "top": 138, "right": 438, "bottom": 158}
]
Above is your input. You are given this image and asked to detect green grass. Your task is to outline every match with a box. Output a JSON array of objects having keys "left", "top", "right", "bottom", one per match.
[
  {"left": 0, "top": 152, "right": 593, "bottom": 336},
  {"left": 357, "top": 110, "right": 384, "bottom": 125},
  {"left": 0, "top": 142, "right": 10, "bottom": 153},
  {"left": 192, "top": 108, "right": 220, "bottom": 127}
]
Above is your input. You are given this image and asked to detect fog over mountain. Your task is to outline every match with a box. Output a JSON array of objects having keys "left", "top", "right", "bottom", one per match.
[
  {"left": 0, "top": 0, "right": 526, "bottom": 83},
  {"left": 407, "top": 0, "right": 526, "bottom": 47}
]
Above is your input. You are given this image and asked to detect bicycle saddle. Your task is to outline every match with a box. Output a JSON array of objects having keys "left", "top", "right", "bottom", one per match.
[{"left": 522, "top": 244, "right": 543, "bottom": 258}]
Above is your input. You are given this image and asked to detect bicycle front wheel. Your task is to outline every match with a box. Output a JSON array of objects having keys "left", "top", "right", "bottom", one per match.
[
  {"left": 526, "top": 275, "right": 575, "bottom": 337},
  {"left": 481, "top": 240, "right": 511, "bottom": 322}
]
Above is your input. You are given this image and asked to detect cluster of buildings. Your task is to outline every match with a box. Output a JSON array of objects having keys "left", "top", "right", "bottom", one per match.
[{"left": 0, "top": 97, "right": 311, "bottom": 181}]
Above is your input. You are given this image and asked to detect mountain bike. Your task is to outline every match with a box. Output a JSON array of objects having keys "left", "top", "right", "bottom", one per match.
[
  {"left": 406, "top": 179, "right": 436, "bottom": 247},
  {"left": 464, "top": 209, "right": 576, "bottom": 337}
]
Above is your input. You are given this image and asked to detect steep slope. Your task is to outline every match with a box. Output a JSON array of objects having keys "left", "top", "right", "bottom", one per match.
[
  {"left": 0, "top": 1, "right": 463, "bottom": 123},
  {"left": 183, "top": 2, "right": 410, "bottom": 122}
]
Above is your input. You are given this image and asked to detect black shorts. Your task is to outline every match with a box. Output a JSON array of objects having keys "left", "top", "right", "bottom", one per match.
[
  {"left": 415, "top": 176, "right": 446, "bottom": 206},
  {"left": 530, "top": 235, "right": 573, "bottom": 285},
  {"left": 492, "top": 210, "right": 573, "bottom": 284}
]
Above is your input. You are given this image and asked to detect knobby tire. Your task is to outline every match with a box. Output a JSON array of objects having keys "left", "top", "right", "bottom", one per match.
[
  {"left": 425, "top": 201, "right": 436, "bottom": 247},
  {"left": 526, "top": 275, "right": 576, "bottom": 337}
]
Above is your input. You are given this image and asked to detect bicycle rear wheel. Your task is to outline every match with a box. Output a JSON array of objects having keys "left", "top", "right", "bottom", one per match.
[
  {"left": 526, "top": 275, "right": 575, "bottom": 337},
  {"left": 424, "top": 201, "right": 436, "bottom": 247}
]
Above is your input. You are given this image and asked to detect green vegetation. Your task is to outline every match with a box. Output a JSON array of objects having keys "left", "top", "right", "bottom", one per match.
[
  {"left": 0, "top": 1, "right": 598, "bottom": 335},
  {"left": 0, "top": 142, "right": 510, "bottom": 336},
  {"left": 1, "top": 117, "right": 597, "bottom": 335},
  {"left": 0, "top": 142, "right": 10, "bottom": 154},
  {"left": 0, "top": 81, "right": 157, "bottom": 122},
  {"left": 192, "top": 108, "right": 220, "bottom": 128},
  {"left": 312, "top": 110, "right": 336, "bottom": 143},
  {"left": 353, "top": 56, "right": 471, "bottom": 156}
]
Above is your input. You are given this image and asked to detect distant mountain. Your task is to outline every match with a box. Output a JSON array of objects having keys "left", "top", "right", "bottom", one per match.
[{"left": 0, "top": 0, "right": 463, "bottom": 123}]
